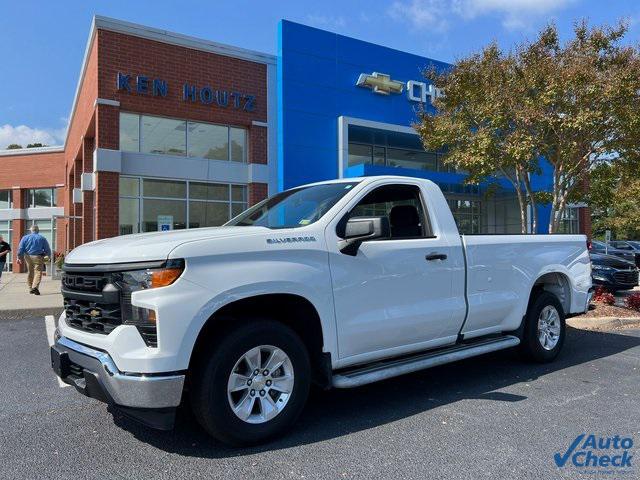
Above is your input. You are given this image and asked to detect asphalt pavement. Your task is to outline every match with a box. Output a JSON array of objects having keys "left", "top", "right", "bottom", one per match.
[{"left": 0, "top": 313, "right": 638, "bottom": 480}]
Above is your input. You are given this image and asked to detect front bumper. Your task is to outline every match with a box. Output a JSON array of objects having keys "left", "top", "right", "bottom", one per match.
[
  {"left": 51, "top": 335, "right": 185, "bottom": 429},
  {"left": 592, "top": 272, "right": 639, "bottom": 291}
]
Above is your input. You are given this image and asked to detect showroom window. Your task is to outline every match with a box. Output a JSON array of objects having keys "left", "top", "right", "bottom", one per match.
[
  {"left": 119, "top": 177, "right": 248, "bottom": 235},
  {"left": 28, "top": 188, "right": 56, "bottom": 208},
  {"left": 119, "top": 113, "right": 246, "bottom": 162},
  {"left": 347, "top": 125, "right": 453, "bottom": 173},
  {"left": 27, "top": 220, "right": 55, "bottom": 249},
  {"left": 557, "top": 207, "right": 580, "bottom": 234},
  {"left": 0, "top": 220, "right": 11, "bottom": 272},
  {"left": 0, "top": 190, "right": 11, "bottom": 209},
  {"left": 448, "top": 199, "right": 482, "bottom": 234}
]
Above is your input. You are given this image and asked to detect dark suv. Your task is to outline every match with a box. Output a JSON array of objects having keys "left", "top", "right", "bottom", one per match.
[
  {"left": 590, "top": 252, "right": 639, "bottom": 291},
  {"left": 609, "top": 240, "right": 640, "bottom": 267},
  {"left": 589, "top": 240, "right": 637, "bottom": 266}
]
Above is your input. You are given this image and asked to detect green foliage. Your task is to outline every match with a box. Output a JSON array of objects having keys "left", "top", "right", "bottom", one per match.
[
  {"left": 26, "top": 143, "right": 46, "bottom": 148},
  {"left": 6, "top": 144, "right": 22, "bottom": 150},
  {"left": 417, "top": 20, "right": 640, "bottom": 233}
]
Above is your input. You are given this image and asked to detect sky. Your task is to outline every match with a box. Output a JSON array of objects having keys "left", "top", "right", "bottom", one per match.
[{"left": 1, "top": 0, "right": 639, "bottom": 149}]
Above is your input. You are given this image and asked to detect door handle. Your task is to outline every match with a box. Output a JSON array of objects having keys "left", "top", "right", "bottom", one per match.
[{"left": 425, "top": 253, "right": 447, "bottom": 261}]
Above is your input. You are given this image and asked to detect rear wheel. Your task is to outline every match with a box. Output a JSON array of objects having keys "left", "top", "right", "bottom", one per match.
[
  {"left": 190, "top": 319, "right": 311, "bottom": 446},
  {"left": 519, "top": 291, "right": 566, "bottom": 362}
]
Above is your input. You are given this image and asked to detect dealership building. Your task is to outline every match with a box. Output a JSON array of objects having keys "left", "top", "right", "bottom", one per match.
[{"left": 0, "top": 16, "right": 589, "bottom": 272}]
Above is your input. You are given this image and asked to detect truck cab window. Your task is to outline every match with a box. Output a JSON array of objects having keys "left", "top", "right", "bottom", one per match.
[{"left": 347, "top": 184, "right": 431, "bottom": 239}]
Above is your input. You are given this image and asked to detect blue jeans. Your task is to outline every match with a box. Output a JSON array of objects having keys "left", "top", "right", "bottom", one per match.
[{"left": 0, "top": 262, "right": 5, "bottom": 279}]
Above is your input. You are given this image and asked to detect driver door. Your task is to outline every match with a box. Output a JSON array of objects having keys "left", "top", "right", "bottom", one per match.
[{"left": 326, "top": 182, "right": 466, "bottom": 365}]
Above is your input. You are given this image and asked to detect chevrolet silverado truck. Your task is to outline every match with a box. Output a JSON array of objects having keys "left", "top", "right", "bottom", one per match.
[{"left": 51, "top": 176, "right": 592, "bottom": 446}]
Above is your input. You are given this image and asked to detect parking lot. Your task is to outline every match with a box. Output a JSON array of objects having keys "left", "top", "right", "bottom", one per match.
[{"left": 0, "top": 312, "right": 638, "bottom": 480}]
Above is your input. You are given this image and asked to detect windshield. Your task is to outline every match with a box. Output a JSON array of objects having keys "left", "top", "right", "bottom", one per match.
[{"left": 226, "top": 182, "right": 359, "bottom": 229}]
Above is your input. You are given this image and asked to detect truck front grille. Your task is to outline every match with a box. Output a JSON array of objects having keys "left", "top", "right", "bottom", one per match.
[
  {"left": 64, "top": 298, "right": 122, "bottom": 334},
  {"left": 613, "top": 270, "right": 638, "bottom": 285},
  {"left": 62, "top": 269, "right": 157, "bottom": 347}
]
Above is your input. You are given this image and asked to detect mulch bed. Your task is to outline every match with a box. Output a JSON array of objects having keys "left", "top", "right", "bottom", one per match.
[{"left": 581, "top": 301, "right": 640, "bottom": 318}]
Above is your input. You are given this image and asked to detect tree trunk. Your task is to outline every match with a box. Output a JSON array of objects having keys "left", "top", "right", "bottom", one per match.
[
  {"left": 514, "top": 170, "right": 528, "bottom": 234},
  {"left": 522, "top": 170, "right": 537, "bottom": 233}
]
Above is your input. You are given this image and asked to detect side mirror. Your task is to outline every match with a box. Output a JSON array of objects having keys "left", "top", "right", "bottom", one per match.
[{"left": 338, "top": 216, "right": 390, "bottom": 255}]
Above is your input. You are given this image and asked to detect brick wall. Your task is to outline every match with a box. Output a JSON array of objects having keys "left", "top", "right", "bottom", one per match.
[
  {"left": 97, "top": 30, "right": 268, "bottom": 128},
  {"left": 94, "top": 172, "right": 120, "bottom": 239},
  {"left": 250, "top": 126, "right": 268, "bottom": 164},
  {"left": 578, "top": 207, "right": 592, "bottom": 239},
  {"left": 248, "top": 183, "right": 268, "bottom": 206},
  {"left": 0, "top": 151, "right": 65, "bottom": 190}
]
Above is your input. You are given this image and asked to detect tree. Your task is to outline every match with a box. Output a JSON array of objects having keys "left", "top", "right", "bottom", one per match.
[
  {"left": 416, "top": 44, "right": 538, "bottom": 233},
  {"left": 518, "top": 21, "right": 640, "bottom": 232},
  {"left": 6, "top": 144, "right": 22, "bottom": 149},
  {"left": 418, "top": 20, "right": 640, "bottom": 233},
  {"left": 588, "top": 162, "right": 640, "bottom": 239},
  {"left": 26, "top": 143, "right": 46, "bottom": 148}
]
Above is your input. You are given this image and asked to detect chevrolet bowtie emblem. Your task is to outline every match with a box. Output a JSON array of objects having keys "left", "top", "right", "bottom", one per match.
[{"left": 356, "top": 72, "right": 404, "bottom": 95}]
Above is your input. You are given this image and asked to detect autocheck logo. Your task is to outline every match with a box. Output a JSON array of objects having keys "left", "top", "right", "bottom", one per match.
[{"left": 554, "top": 434, "right": 634, "bottom": 471}]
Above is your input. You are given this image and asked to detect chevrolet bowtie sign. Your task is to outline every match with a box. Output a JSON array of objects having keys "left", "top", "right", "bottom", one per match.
[
  {"left": 356, "top": 72, "right": 443, "bottom": 105},
  {"left": 356, "top": 72, "right": 404, "bottom": 95}
]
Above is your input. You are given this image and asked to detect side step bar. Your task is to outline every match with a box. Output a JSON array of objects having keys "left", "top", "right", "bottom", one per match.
[{"left": 332, "top": 335, "right": 520, "bottom": 388}]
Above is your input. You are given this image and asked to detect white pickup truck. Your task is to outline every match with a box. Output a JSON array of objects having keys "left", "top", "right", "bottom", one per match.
[{"left": 52, "top": 176, "right": 592, "bottom": 445}]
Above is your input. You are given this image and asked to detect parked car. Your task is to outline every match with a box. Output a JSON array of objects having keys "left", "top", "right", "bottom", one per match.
[
  {"left": 589, "top": 240, "right": 637, "bottom": 265},
  {"left": 590, "top": 252, "right": 639, "bottom": 291},
  {"left": 609, "top": 240, "right": 640, "bottom": 267},
  {"left": 51, "top": 176, "right": 592, "bottom": 446}
]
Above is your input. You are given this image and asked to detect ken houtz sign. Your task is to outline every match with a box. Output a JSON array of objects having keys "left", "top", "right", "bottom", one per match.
[{"left": 116, "top": 72, "right": 256, "bottom": 111}]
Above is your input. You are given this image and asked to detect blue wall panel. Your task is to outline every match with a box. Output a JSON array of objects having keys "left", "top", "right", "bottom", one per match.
[{"left": 278, "top": 20, "right": 555, "bottom": 233}]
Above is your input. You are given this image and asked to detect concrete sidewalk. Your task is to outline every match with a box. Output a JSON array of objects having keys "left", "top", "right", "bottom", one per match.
[{"left": 0, "top": 272, "right": 63, "bottom": 313}]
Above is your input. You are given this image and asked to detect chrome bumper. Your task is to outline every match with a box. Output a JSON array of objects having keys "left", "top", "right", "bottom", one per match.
[{"left": 52, "top": 335, "right": 185, "bottom": 409}]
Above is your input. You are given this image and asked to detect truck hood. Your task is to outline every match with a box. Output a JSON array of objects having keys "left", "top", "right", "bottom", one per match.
[{"left": 65, "top": 226, "right": 267, "bottom": 264}]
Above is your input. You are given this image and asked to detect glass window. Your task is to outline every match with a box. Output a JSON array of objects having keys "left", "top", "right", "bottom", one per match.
[
  {"left": 119, "top": 177, "right": 248, "bottom": 233},
  {"left": 143, "top": 179, "right": 186, "bottom": 198},
  {"left": 141, "top": 116, "right": 186, "bottom": 156},
  {"left": 119, "top": 198, "right": 140, "bottom": 235},
  {"left": 231, "top": 185, "right": 246, "bottom": 202},
  {"left": 0, "top": 220, "right": 11, "bottom": 271},
  {"left": 29, "top": 220, "right": 54, "bottom": 247},
  {"left": 347, "top": 125, "right": 445, "bottom": 172},
  {"left": 30, "top": 188, "right": 56, "bottom": 207},
  {"left": 229, "top": 183, "right": 358, "bottom": 229},
  {"left": 119, "top": 177, "right": 140, "bottom": 197},
  {"left": 142, "top": 199, "right": 187, "bottom": 232},
  {"left": 189, "top": 182, "right": 227, "bottom": 201},
  {"left": 0, "top": 190, "right": 11, "bottom": 209},
  {"left": 188, "top": 122, "right": 228, "bottom": 160},
  {"left": 119, "top": 113, "right": 140, "bottom": 152},
  {"left": 348, "top": 144, "right": 372, "bottom": 167},
  {"left": 348, "top": 184, "right": 430, "bottom": 239},
  {"left": 189, "top": 201, "right": 229, "bottom": 228},
  {"left": 230, "top": 127, "right": 246, "bottom": 162}
]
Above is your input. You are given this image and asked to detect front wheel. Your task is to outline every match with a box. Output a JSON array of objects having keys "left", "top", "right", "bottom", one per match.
[
  {"left": 519, "top": 291, "right": 566, "bottom": 362},
  {"left": 190, "top": 319, "right": 311, "bottom": 446}
]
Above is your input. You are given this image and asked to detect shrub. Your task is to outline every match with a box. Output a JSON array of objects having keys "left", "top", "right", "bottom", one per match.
[
  {"left": 625, "top": 292, "right": 640, "bottom": 311},
  {"left": 600, "top": 292, "right": 616, "bottom": 305},
  {"left": 593, "top": 286, "right": 609, "bottom": 302}
]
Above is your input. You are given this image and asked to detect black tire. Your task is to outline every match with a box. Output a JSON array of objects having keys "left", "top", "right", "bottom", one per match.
[
  {"left": 190, "top": 319, "right": 311, "bottom": 446},
  {"left": 519, "top": 291, "right": 566, "bottom": 363}
]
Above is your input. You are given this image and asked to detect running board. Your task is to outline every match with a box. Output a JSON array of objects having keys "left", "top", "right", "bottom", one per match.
[{"left": 332, "top": 335, "right": 520, "bottom": 389}]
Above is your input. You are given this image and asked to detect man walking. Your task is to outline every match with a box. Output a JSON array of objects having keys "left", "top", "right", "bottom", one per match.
[
  {"left": 17, "top": 225, "right": 51, "bottom": 295},
  {"left": 0, "top": 235, "right": 10, "bottom": 281}
]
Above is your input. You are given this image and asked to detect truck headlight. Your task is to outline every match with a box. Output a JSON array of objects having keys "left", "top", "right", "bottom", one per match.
[
  {"left": 118, "top": 259, "right": 185, "bottom": 291},
  {"left": 114, "top": 259, "right": 184, "bottom": 347}
]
